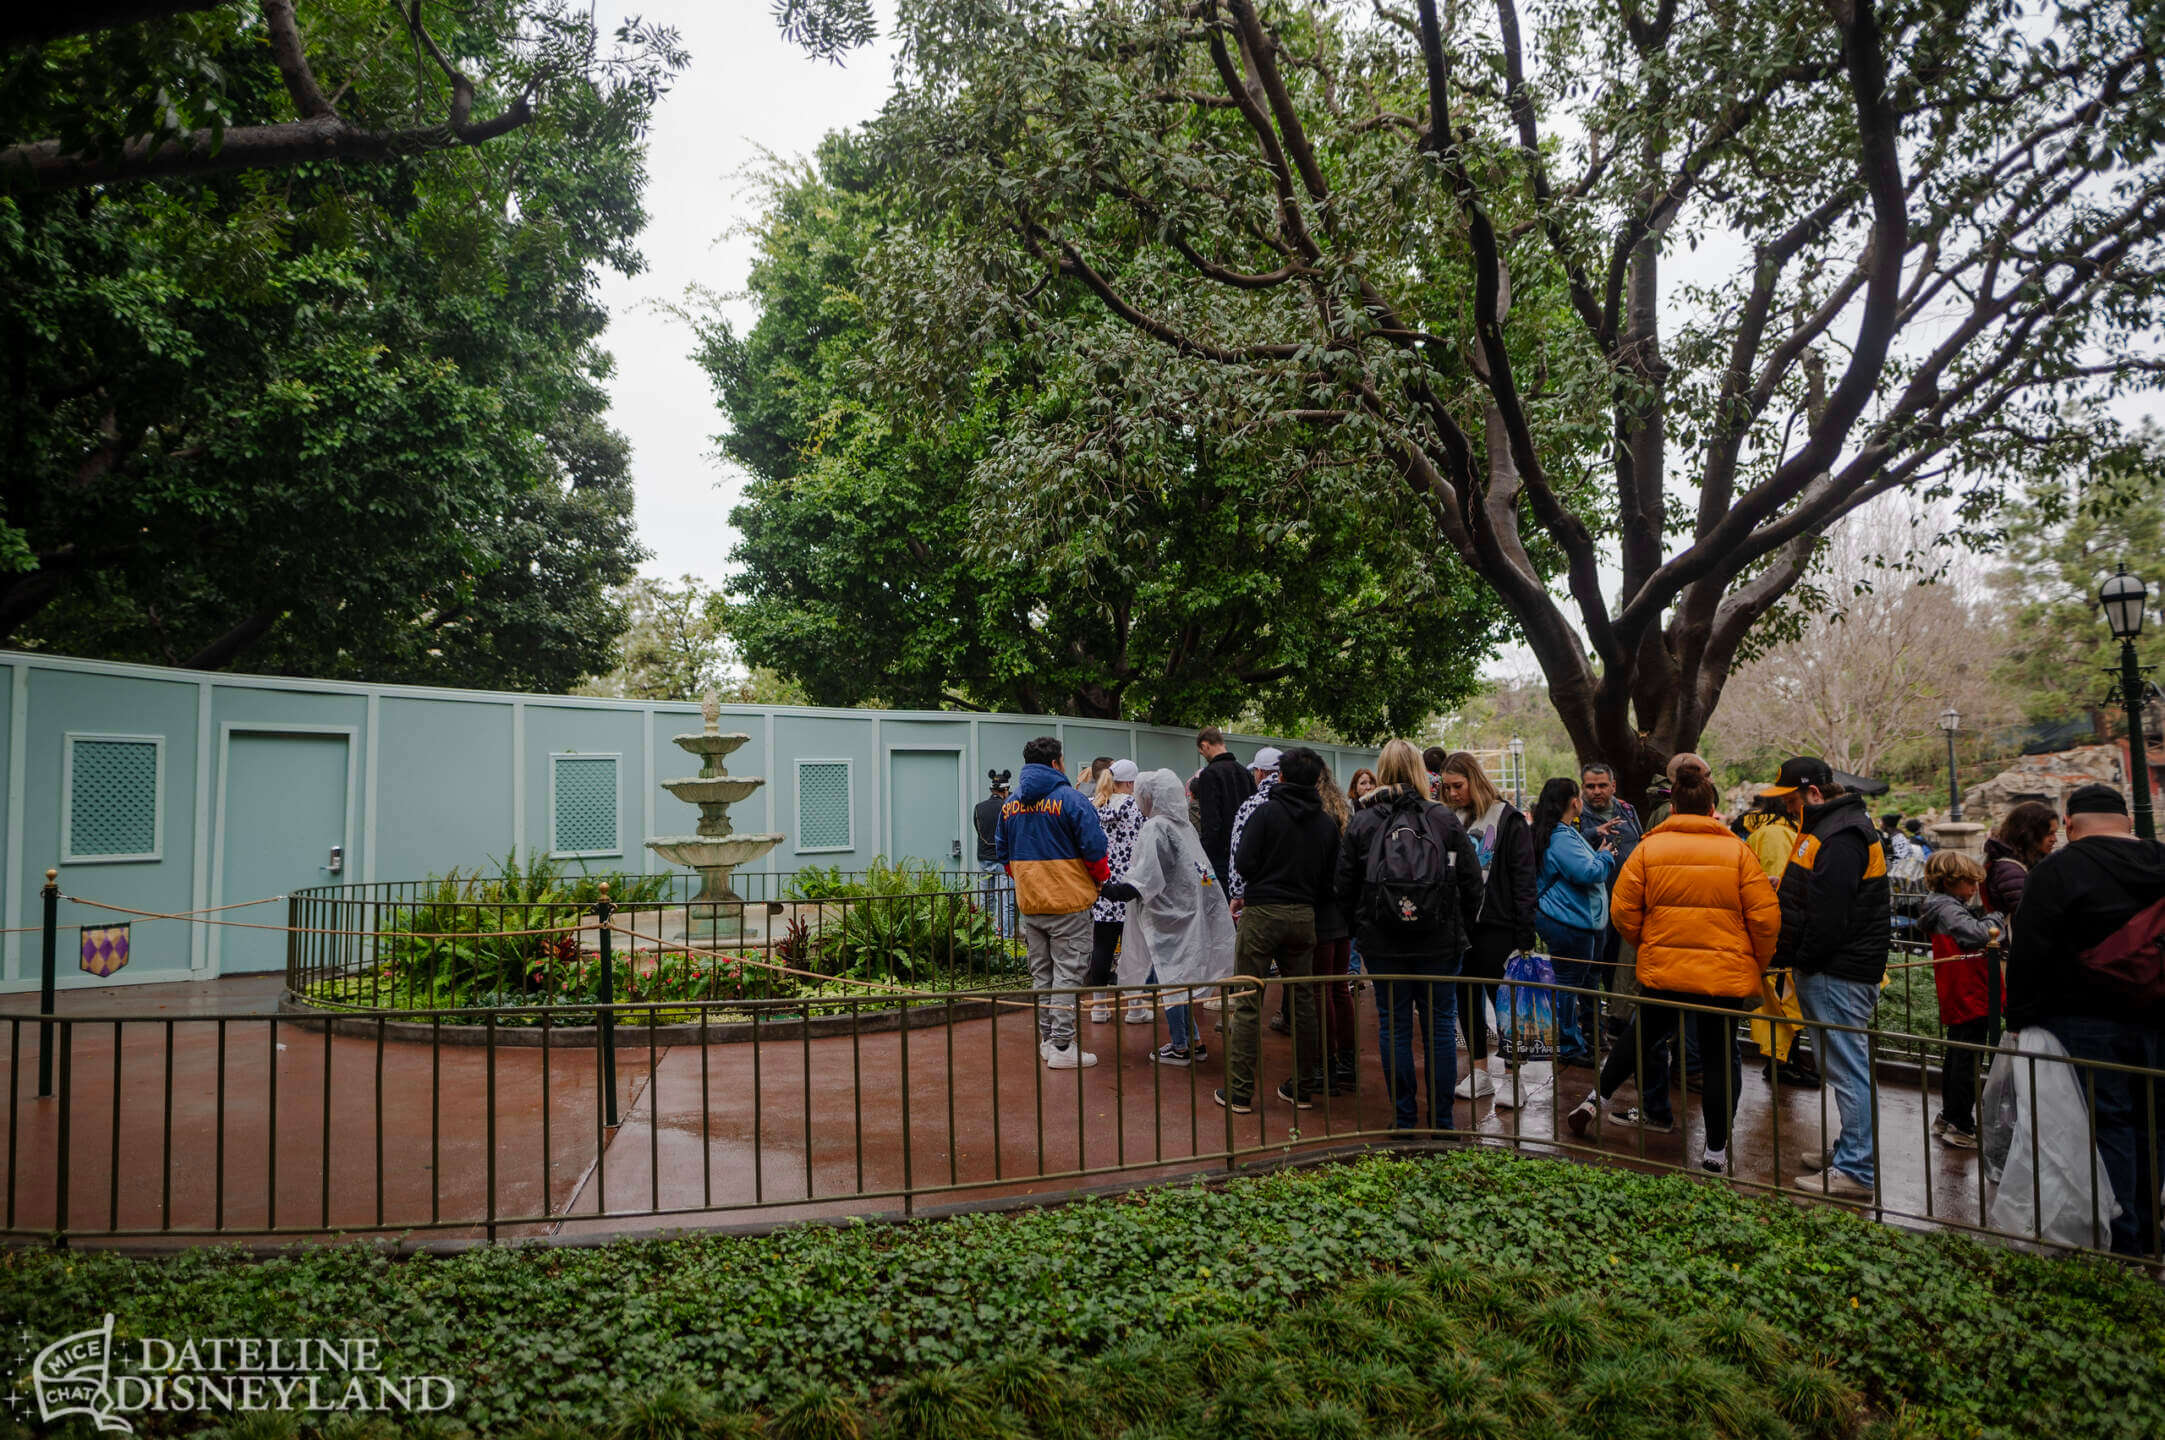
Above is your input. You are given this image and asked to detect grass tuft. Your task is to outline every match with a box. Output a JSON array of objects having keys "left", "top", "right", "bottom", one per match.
[
  {"left": 1520, "top": 1293, "right": 1605, "bottom": 1366},
  {"left": 611, "top": 1380, "right": 718, "bottom": 1440},
  {"left": 1771, "top": 1360, "right": 1859, "bottom": 1439},
  {"left": 878, "top": 1365, "right": 994, "bottom": 1440},
  {"left": 771, "top": 1379, "right": 864, "bottom": 1440},
  {"left": 1687, "top": 1308, "right": 1790, "bottom": 1379}
]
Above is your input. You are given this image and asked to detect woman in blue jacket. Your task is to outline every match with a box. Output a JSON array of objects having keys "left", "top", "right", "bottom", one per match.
[{"left": 1532, "top": 776, "right": 1619, "bottom": 1066}]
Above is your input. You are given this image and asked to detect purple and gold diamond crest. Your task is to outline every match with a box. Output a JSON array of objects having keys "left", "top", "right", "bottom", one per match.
[{"left": 79, "top": 925, "right": 130, "bottom": 978}]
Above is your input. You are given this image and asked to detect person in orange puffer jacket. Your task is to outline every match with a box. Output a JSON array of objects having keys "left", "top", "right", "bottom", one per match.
[{"left": 1567, "top": 775, "right": 1782, "bottom": 1175}]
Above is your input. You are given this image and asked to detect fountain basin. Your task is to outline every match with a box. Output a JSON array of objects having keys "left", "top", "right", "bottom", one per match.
[
  {"left": 661, "top": 776, "right": 765, "bottom": 806},
  {"left": 673, "top": 731, "right": 752, "bottom": 760},
  {"left": 648, "top": 834, "right": 786, "bottom": 870}
]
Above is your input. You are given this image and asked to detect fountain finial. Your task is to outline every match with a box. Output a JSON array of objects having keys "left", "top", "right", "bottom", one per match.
[{"left": 700, "top": 691, "right": 720, "bottom": 734}]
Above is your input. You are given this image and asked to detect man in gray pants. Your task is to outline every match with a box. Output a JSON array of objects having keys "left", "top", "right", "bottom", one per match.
[{"left": 995, "top": 736, "right": 1112, "bottom": 1069}]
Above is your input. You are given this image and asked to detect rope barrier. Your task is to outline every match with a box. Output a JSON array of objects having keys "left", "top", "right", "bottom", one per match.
[
  {"left": 61, "top": 894, "right": 289, "bottom": 921},
  {"left": 601, "top": 921, "right": 1267, "bottom": 1015}
]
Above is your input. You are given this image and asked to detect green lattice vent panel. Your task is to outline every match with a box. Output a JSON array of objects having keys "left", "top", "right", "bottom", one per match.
[
  {"left": 553, "top": 756, "right": 619, "bottom": 855},
  {"left": 797, "top": 761, "right": 853, "bottom": 851},
  {"left": 69, "top": 739, "right": 160, "bottom": 858}
]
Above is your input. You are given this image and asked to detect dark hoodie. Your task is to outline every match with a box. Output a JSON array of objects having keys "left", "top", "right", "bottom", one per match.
[
  {"left": 2007, "top": 833, "right": 2165, "bottom": 1029},
  {"left": 1771, "top": 791, "right": 1891, "bottom": 984},
  {"left": 1232, "top": 782, "right": 1340, "bottom": 911}
]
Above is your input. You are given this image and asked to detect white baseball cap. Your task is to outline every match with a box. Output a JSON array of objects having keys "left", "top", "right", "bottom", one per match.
[
  {"left": 1251, "top": 746, "right": 1284, "bottom": 773},
  {"left": 1109, "top": 759, "right": 1140, "bottom": 783}
]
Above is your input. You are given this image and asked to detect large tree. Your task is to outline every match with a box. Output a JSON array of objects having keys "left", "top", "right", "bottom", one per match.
[
  {"left": 1, "top": 0, "right": 681, "bottom": 192},
  {"left": 700, "top": 130, "right": 1507, "bottom": 737},
  {"left": 1992, "top": 419, "right": 2165, "bottom": 729},
  {"left": 811, "top": 0, "right": 2165, "bottom": 796},
  {"left": 1703, "top": 511, "right": 2012, "bottom": 779},
  {"left": 2, "top": 0, "right": 676, "bottom": 687}
]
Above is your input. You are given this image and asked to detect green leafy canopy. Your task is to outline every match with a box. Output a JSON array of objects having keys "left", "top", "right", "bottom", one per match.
[
  {"left": 1, "top": 0, "right": 689, "bottom": 688},
  {"left": 701, "top": 129, "right": 1508, "bottom": 739}
]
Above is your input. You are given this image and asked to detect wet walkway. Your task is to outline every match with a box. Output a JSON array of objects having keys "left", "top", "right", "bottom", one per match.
[{"left": 1, "top": 978, "right": 1989, "bottom": 1246}]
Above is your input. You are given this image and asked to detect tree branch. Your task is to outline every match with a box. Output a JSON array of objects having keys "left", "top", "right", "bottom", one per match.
[{"left": 263, "top": 0, "right": 336, "bottom": 120}]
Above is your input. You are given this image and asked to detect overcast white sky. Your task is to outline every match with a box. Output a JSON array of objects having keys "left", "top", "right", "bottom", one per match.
[{"left": 591, "top": 0, "right": 897, "bottom": 588}]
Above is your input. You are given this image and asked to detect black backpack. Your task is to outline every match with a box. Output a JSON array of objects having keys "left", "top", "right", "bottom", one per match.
[{"left": 1362, "top": 800, "right": 1455, "bottom": 932}]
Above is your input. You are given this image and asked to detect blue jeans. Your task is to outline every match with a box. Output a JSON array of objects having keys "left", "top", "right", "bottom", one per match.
[
  {"left": 1166, "top": 1004, "right": 1196, "bottom": 1051},
  {"left": 1147, "top": 965, "right": 1199, "bottom": 1052},
  {"left": 980, "top": 861, "right": 1016, "bottom": 939},
  {"left": 2038, "top": 1014, "right": 2165, "bottom": 1257},
  {"left": 1537, "top": 919, "right": 1599, "bottom": 1060},
  {"left": 1372, "top": 953, "right": 1457, "bottom": 1130},
  {"left": 1793, "top": 969, "right": 1880, "bottom": 1186}
]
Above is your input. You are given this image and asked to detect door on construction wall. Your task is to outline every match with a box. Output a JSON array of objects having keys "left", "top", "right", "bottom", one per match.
[
  {"left": 215, "top": 729, "right": 353, "bottom": 974},
  {"left": 886, "top": 748, "right": 963, "bottom": 870}
]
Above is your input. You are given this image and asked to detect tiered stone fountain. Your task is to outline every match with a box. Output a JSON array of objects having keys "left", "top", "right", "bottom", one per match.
[{"left": 646, "top": 694, "right": 786, "bottom": 940}]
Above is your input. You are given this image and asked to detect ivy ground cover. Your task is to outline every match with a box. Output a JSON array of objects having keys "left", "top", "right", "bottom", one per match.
[{"left": 5, "top": 1150, "right": 2159, "bottom": 1438}]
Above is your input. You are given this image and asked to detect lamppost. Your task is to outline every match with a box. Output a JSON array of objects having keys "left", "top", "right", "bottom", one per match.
[
  {"left": 1938, "top": 707, "right": 1963, "bottom": 822},
  {"left": 1508, "top": 735, "right": 1526, "bottom": 808},
  {"left": 2100, "top": 565, "right": 2156, "bottom": 841}
]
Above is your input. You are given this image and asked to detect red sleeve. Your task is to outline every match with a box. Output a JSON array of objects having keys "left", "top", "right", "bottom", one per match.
[{"left": 1088, "top": 856, "right": 1111, "bottom": 883}]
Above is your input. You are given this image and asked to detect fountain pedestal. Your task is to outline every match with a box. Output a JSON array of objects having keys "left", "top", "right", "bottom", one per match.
[{"left": 646, "top": 695, "right": 786, "bottom": 943}]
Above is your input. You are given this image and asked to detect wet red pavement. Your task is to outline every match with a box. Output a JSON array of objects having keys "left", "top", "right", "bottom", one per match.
[{"left": 1, "top": 978, "right": 1991, "bottom": 1247}]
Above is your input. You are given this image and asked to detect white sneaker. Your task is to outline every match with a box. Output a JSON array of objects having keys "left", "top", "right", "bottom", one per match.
[
  {"left": 1702, "top": 1146, "right": 1728, "bottom": 1174},
  {"left": 1454, "top": 1070, "right": 1496, "bottom": 1099},
  {"left": 1090, "top": 1005, "right": 1112, "bottom": 1024},
  {"left": 1044, "top": 1043, "right": 1098, "bottom": 1070},
  {"left": 1125, "top": 1007, "right": 1153, "bottom": 1025}
]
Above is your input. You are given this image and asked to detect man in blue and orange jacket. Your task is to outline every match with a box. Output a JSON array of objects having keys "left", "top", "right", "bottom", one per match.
[{"left": 996, "top": 736, "right": 1111, "bottom": 1069}]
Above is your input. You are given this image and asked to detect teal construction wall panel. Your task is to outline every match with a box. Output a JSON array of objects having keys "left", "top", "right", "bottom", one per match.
[
  {"left": 30, "top": 667, "right": 200, "bottom": 982},
  {"left": 0, "top": 652, "right": 1382, "bottom": 990},
  {"left": 525, "top": 704, "right": 647, "bottom": 863},
  {"left": 375, "top": 697, "right": 515, "bottom": 878}
]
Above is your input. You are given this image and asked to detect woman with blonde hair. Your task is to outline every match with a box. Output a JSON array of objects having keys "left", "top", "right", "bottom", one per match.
[
  {"left": 1335, "top": 739, "right": 1485, "bottom": 1130},
  {"left": 1436, "top": 750, "right": 1540, "bottom": 1101}
]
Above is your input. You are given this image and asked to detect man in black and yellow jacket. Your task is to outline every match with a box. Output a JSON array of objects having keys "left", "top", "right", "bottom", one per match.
[{"left": 1766, "top": 756, "right": 1891, "bottom": 1200}]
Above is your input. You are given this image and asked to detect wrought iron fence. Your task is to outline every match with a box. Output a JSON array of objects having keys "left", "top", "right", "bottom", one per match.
[
  {"left": 5, "top": 954, "right": 2157, "bottom": 1264},
  {"left": 284, "top": 870, "right": 1014, "bottom": 1015}
]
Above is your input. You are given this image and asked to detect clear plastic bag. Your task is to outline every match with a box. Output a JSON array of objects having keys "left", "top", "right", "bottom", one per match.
[
  {"left": 1985, "top": 1028, "right": 2123, "bottom": 1250},
  {"left": 1978, "top": 1033, "right": 2019, "bottom": 1184}
]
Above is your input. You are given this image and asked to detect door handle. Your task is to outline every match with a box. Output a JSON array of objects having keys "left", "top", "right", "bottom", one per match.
[
  {"left": 950, "top": 838, "right": 963, "bottom": 861},
  {"left": 322, "top": 845, "right": 344, "bottom": 875}
]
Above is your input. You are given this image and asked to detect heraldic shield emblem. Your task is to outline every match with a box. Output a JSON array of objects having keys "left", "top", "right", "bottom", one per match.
[
  {"left": 33, "top": 1313, "right": 131, "bottom": 1431},
  {"left": 80, "top": 924, "right": 131, "bottom": 979}
]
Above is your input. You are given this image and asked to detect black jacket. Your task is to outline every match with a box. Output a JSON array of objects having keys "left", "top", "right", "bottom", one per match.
[
  {"left": 1335, "top": 787, "right": 1485, "bottom": 962},
  {"left": 2008, "top": 834, "right": 2165, "bottom": 1029},
  {"left": 1771, "top": 792, "right": 1891, "bottom": 984},
  {"left": 973, "top": 794, "right": 1005, "bottom": 863},
  {"left": 1233, "top": 782, "right": 1340, "bottom": 910},
  {"left": 1193, "top": 751, "right": 1257, "bottom": 884},
  {"left": 1469, "top": 803, "right": 1540, "bottom": 953}
]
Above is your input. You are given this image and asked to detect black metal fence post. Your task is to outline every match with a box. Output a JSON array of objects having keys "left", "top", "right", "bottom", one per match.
[
  {"left": 37, "top": 868, "right": 58, "bottom": 1099},
  {"left": 1984, "top": 935, "right": 2003, "bottom": 1049},
  {"left": 596, "top": 881, "right": 618, "bottom": 1127}
]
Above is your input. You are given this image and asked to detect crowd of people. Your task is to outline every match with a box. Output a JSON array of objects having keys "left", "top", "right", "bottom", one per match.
[{"left": 975, "top": 729, "right": 2165, "bottom": 1256}]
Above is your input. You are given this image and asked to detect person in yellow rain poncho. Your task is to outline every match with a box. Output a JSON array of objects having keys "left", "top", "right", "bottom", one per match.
[{"left": 1737, "top": 792, "right": 1822, "bottom": 1087}]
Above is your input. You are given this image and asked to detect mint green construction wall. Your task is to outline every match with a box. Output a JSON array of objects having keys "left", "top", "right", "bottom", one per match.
[{"left": 0, "top": 653, "right": 1375, "bottom": 988}]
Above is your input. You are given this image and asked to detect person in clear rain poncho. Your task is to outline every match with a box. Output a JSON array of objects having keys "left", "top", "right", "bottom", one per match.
[{"left": 1098, "top": 768, "right": 1238, "bottom": 1065}]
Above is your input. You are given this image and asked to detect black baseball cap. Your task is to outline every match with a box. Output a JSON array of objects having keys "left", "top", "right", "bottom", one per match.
[
  {"left": 2066, "top": 783, "right": 2129, "bottom": 816},
  {"left": 1761, "top": 755, "right": 1889, "bottom": 798}
]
